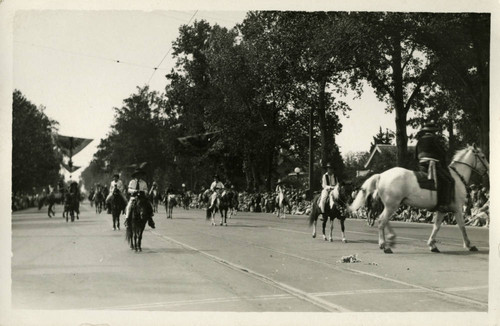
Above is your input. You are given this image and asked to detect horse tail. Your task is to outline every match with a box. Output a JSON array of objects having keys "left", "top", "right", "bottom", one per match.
[
  {"left": 125, "top": 222, "right": 132, "bottom": 243},
  {"left": 349, "top": 174, "right": 380, "bottom": 212}
]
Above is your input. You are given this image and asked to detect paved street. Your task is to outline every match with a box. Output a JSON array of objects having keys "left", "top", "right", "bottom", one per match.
[{"left": 12, "top": 202, "right": 489, "bottom": 313}]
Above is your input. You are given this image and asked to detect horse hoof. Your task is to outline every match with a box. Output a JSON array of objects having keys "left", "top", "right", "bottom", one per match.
[
  {"left": 430, "top": 247, "right": 440, "bottom": 253},
  {"left": 379, "top": 244, "right": 385, "bottom": 250},
  {"left": 384, "top": 248, "right": 393, "bottom": 254},
  {"left": 312, "top": 234, "right": 316, "bottom": 238},
  {"left": 469, "top": 246, "right": 479, "bottom": 252},
  {"left": 329, "top": 238, "right": 333, "bottom": 242},
  {"left": 323, "top": 236, "right": 327, "bottom": 241},
  {"left": 342, "top": 238, "right": 347, "bottom": 243}
]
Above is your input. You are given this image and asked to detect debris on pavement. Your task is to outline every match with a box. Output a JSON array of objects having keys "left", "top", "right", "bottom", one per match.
[{"left": 337, "top": 254, "right": 361, "bottom": 263}]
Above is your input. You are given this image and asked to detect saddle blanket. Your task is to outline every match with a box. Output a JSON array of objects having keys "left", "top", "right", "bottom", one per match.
[{"left": 413, "top": 171, "right": 437, "bottom": 191}]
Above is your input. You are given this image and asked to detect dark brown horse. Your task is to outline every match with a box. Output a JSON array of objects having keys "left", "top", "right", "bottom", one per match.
[
  {"left": 309, "top": 184, "right": 350, "bottom": 242},
  {"left": 111, "top": 187, "right": 126, "bottom": 230},
  {"left": 125, "top": 193, "right": 151, "bottom": 252},
  {"left": 206, "top": 191, "right": 230, "bottom": 226}
]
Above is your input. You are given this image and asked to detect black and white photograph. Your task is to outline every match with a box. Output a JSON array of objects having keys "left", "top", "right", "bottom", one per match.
[{"left": 1, "top": 1, "right": 499, "bottom": 325}]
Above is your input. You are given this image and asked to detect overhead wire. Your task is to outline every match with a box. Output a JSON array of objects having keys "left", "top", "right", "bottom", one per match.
[
  {"left": 14, "top": 40, "right": 170, "bottom": 71},
  {"left": 146, "top": 10, "right": 199, "bottom": 85}
]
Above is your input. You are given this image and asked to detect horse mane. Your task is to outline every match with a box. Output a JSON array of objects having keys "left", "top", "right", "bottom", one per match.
[{"left": 451, "top": 146, "right": 472, "bottom": 162}]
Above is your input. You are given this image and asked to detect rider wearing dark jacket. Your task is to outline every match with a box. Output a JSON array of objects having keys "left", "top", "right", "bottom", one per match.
[{"left": 415, "top": 122, "right": 454, "bottom": 210}]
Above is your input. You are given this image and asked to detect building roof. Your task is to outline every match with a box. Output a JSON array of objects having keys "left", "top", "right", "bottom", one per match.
[{"left": 364, "top": 144, "right": 416, "bottom": 169}]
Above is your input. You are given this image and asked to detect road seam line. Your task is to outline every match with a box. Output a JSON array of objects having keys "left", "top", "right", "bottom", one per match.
[{"left": 150, "top": 230, "right": 350, "bottom": 312}]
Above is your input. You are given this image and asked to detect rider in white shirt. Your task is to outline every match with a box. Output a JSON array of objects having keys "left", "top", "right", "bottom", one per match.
[
  {"left": 106, "top": 174, "right": 127, "bottom": 212},
  {"left": 319, "top": 162, "right": 338, "bottom": 214},
  {"left": 125, "top": 168, "right": 155, "bottom": 228},
  {"left": 209, "top": 174, "right": 224, "bottom": 210},
  {"left": 275, "top": 179, "right": 285, "bottom": 206}
]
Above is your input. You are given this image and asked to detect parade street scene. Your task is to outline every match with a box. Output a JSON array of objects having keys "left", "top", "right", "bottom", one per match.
[{"left": 4, "top": 4, "right": 498, "bottom": 326}]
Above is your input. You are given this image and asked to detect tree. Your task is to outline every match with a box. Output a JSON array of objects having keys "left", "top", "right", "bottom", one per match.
[
  {"left": 354, "top": 13, "right": 439, "bottom": 168},
  {"left": 415, "top": 13, "right": 490, "bottom": 158},
  {"left": 12, "top": 90, "right": 62, "bottom": 194},
  {"left": 369, "top": 126, "right": 395, "bottom": 153}
]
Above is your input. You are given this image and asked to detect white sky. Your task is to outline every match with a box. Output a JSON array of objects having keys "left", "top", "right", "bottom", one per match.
[{"left": 12, "top": 10, "right": 402, "bottom": 180}]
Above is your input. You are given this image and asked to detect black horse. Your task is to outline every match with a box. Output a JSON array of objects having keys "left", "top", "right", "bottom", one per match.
[
  {"left": 94, "top": 189, "right": 105, "bottom": 214},
  {"left": 63, "top": 191, "right": 79, "bottom": 222},
  {"left": 111, "top": 188, "right": 126, "bottom": 230},
  {"left": 38, "top": 190, "right": 64, "bottom": 218},
  {"left": 181, "top": 192, "right": 191, "bottom": 210},
  {"left": 309, "top": 183, "right": 350, "bottom": 242},
  {"left": 125, "top": 192, "right": 152, "bottom": 252}
]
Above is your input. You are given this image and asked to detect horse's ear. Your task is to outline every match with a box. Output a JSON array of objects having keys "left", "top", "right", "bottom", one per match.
[{"left": 472, "top": 143, "right": 477, "bottom": 150}]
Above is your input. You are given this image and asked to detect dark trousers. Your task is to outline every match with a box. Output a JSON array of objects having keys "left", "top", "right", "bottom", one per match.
[{"left": 419, "top": 162, "right": 454, "bottom": 206}]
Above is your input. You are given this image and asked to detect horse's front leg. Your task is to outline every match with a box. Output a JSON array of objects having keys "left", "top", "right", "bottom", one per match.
[
  {"left": 339, "top": 219, "right": 347, "bottom": 243},
  {"left": 312, "top": 218, "right": 317, "bottom": 238},
  {"left": 329, "top": 218, "right": 334, "bottom": 242},
  {"left": 427, "top": 212, "right": 445, "bottom": 252},
  {"left": 454, "top": 209, "right": 477, "bottom": 251},
  {"left": 322, "top": 218, "right": 327, "bottom": 241}
]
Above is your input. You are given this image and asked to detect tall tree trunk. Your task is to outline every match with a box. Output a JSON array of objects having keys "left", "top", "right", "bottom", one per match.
[
  {"left": 447, "top": 118, "right": 455, "bottom": 162},
  {"left": 392, "top": 35, "right": 409, "bottom": 168},
  {"left": 317, "top": 77, "right": 332, "bottom": 165}
]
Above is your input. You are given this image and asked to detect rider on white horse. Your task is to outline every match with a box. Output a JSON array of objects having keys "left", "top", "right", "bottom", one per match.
[
  {"left": 275, "top": 179, "right": 285, "bottom": 207},
  {"left": 125, "top": 168, "right": 155, "bottom": 229},
  {"left": 105, "top": 173, "right": 127, "bottom": 213},
  {"left": 209, "top": 174, "right": 224, "bottom": 210},
  {"left": 319, "top": 162, "right": 338, "bottom": 214},
  {"left": 415, "top": 122, "right": 453, "bottom": 211}
]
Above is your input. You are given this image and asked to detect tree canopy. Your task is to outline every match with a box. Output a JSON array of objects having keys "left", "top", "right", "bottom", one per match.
[
  {"left": 12, "top": 90, "right": 62, "bottom": 194},
  {"left": 80, "top": 11, "right": 489, "bottom": 192}
]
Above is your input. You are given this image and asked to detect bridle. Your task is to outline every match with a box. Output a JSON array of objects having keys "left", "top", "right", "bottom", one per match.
[{"left": 450, "top": 149, "right": 489, "bottom": 179}]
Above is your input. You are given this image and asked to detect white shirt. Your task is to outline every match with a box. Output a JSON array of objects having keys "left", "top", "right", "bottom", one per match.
[
  {"left": 128, "top": 179, "right": 148, "bottom": 195},
  {"left": 110, "top": 180, "right": 125, "bottom": 193},
  {"left": 322, "top": 173, "right": 337, "bottom": 189},
  {"left": 210, "top": 181, "right": 224, "bottom": 191}
]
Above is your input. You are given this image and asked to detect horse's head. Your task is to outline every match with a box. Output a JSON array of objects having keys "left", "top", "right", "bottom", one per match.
[
  {"left": 133, "top": 195, "right": 150, "bottom": 220},
  {"left": 452, "top": 145, "right": 489, "bottom": 177},
  {"left": 112, "top": 187, "right": 121, "bottom": 196}
]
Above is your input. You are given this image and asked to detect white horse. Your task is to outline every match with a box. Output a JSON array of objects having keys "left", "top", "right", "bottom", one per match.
[{"left": 349, "top": 145, "right": 489, "bottom": 253}]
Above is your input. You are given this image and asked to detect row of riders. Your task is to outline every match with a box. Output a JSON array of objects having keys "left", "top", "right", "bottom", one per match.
[
  {"left": 38, "top": 181, "right": 81, "bottom": 222},
  {"left": 38, "top": 122, "right": 489, "bottom": 254}
]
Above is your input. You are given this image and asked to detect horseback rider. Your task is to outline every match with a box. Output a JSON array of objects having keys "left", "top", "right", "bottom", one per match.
[
  {"left": 105, "top": 173, "right": 127, "bottom": 214},
  {"left": 125, "top": 167, "right": 155, "bottom": 229},
  {"left": 319, "top": 162, "right": 338, "bottom": 214},
  {"left": 275, "top": 179, "right": 285, "bottom": 206},
  {"left": 415, "top": 121, "right": 454, "bottom": 211},
  {"left": 209, "top": 174, "right": 224, "bottom": 210},
  {"left": 149, "top": 181, "right": 159, "bottom": 198}
]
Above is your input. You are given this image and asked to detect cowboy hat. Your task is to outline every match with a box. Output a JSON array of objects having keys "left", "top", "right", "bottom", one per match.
[
  {"left": 131, "top": 168, "right": 145, "bottom": 178},
  {"left": 420, "top": 122, "right": 439, "bottom": 133},
  {"left": 322, "top": 162, "right": 334, "bottom": 169},
  {"left": 113, "top": 173, "right": 120, "bottom": 178}
]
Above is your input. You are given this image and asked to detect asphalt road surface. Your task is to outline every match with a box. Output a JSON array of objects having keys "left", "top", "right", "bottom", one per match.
[{"left": 12, "top": 202, "right": 489, "bottom": 313}]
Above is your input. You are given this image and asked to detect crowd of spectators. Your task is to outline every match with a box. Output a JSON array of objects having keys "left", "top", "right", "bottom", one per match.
[
  {"left": 186, "top": 184, "right": 490, "bottom": 228},
  {"left": 12, "top": 192, "right": 40, "bottom": 211},
  {"left": 14, "top": 182, "right": 490, "bottom": 228}
]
